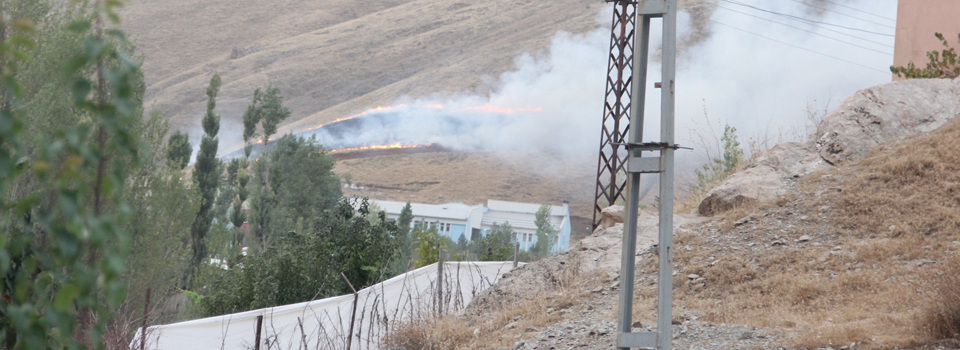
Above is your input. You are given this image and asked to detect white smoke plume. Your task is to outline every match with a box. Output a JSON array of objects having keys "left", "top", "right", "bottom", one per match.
[{"left": 302, "top": 0, "right": 897, "bottom": 162}]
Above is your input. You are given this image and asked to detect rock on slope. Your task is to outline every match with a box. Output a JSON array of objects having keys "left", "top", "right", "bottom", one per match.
[{"left": 698, "top": 78, "right": 960, "bottom": 216}]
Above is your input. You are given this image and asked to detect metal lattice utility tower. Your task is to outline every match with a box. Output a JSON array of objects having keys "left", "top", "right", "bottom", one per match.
[
  {"left": 592, "top": 0, "right": 637, "bottom": 229},
  {"left": 596, "top": 0, "right": 679, "bottom": 349}
]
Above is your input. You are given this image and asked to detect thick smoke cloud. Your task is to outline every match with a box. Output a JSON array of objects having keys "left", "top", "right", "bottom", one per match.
[{"left": 304, "top": 0, "right": 897, "bottom": 162}]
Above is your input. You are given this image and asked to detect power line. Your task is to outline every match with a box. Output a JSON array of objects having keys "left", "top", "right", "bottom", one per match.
[
  {"left": 710, "top": 20, "right": 889, "bottom": 74},
  {"left": 716, "top": 5, "right": 895, "bottom": 50},
  {"left": 821, "top": 0, "right": 897, "bottom": 22},
  {"left": 720, "top": 0, "right": 895, "bottom": 37},
  {"left": 716, "top": 4, "right": 893, "bottom": 55},
  {"left": 783, "top": 0, "right": 895, "bottom": 29}
]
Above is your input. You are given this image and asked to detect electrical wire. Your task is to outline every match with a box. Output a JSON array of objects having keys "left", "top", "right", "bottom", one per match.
[
  {"left": 710, "top": 20, "right": 889, "bottom": 74},
  {"left": 782, "top": 0, "right": 895, "bottom": 29},
  {"left": 821, "top": 0, "right": 897, "bottom": 22},
  {"left": 716, "top": 4, "right": 893, "bottom": 55},
  {"left": 720, "top": 0, "right": 895, "bottom": 37},
  {"left": 717, "top": 5, "right": 895, "bottom": 50}
]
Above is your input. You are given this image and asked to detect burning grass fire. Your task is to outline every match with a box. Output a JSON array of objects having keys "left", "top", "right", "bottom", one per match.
[
  {"left": 329, "top": 143, "right": 432, "bottom": 153},
  {"left": 226, "top": 103, "right": 550, "bottom": 159}
]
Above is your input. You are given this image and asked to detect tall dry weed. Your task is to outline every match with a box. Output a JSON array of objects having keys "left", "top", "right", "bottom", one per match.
[
  {"left": 382, "top": 316, "right": 473, "bottom": 350},
  {"left": 917, "top": 256, "right": 960, "bottom": 343}
]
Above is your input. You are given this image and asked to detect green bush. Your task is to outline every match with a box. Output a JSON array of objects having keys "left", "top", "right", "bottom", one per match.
[{"left": 891, "top": 33, "right": 960, "bottom": 79}]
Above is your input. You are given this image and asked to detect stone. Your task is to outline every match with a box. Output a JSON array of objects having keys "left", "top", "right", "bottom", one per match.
[
  {"left": 734, "top": 216, "right": 754, "bottom": 226},
  {"left": 504, "top": 321, "right": 519, "bottom": 330},
  {"left": 817, "top": 78, "right": 960, "bottom": 165},
  {"left": 797, "top": 235, "right": 812, "bottom": 242},
  {"left": 698, "top": 142, "right": 823, "bottom": 216},
  {"left": 524, "top": 326, "right": 539, "bottom": 333},
  {"left": 513, "top": 341, "right": 526, "bottom": 350},
  {"left": 687, "top": 274, "right": 701, "bottom": 280},
  {"left": 740, "top": 331, "right": 754, "bottom": 340},
  {"left": 599, "top": 205, "right": 625, "bottom": 231},
  {"left": 889, "top": 225, "right": 898, "bottom": 231}
]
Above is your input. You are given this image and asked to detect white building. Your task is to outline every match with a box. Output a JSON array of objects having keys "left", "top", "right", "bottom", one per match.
[{"left": 373, "top": 199, "right": 572, "bottom": 254}]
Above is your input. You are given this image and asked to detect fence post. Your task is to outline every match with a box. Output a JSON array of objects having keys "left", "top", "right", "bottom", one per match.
[
  {"left": 254, "top": 315, "right": 263, "bottom": 350},
  {"left": 140, "top": 288, "right": 151, "bottom": 350},
  {"left": 513, "top": 241, "right": 520, "bottom": 268},
  {"left": 437, "top": 246, "right": 445, "bottom": 316},
  {"left": 341, "top": 272, "right": 359, "bottom": 350}
]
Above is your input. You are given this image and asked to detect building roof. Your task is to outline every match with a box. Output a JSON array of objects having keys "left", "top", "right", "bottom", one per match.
[
  {"left": 486, "top": 199, "right": 567, "bottom": 217},
  {"left": 373, "top": 200, "right": 480, "bottom": 221}
]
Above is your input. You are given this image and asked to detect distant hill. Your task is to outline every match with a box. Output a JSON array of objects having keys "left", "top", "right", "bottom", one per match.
[{"left": 121, "top": 0, "right": 608, "bottom": 150}]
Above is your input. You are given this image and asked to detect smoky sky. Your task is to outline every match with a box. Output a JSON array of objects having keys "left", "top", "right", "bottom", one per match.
[{"left": 281, "top": 0, "right": 896, "bottom": 166}]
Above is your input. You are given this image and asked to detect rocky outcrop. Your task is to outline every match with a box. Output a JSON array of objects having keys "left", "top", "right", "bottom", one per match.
[
  {"left": 816, "top": 78, "right": 960, "bottom": 165},
  {"left": 698, "top": 78, "right": 960, "bottom": 216},
  {"left": 596, "top": 205, "right": 625, "bottom": 232}
]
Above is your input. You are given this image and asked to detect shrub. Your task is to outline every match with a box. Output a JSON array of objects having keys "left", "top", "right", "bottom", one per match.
[
  {"left": 891, "top": 33, "right": 960, "bottom": 79},
  {"left": 918, "top": 257, "right": 960, "bottom": 342}
]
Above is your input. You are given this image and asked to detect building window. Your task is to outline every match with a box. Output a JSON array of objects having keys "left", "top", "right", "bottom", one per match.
[{"left": 445, "top": 223, "right": 451, "bottom": 231}]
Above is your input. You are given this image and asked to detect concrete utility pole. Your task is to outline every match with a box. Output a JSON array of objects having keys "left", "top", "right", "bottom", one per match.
[{"left": 612, "top": 0, "right": 678, "bottom": 349}]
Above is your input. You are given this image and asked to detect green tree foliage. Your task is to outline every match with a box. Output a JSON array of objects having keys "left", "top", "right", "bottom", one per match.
[
  {"left": 199, "top": 198, "right": 400, "bottom": 316},
  {"left": 241, "top": 85, "right": 292, "bottom": 149},
  {"left": 188, "top": 73, "right": 222, "bottom": 283},
  {"left": 413, "top": 223, "right": 448, "bottom": 267},
  {"left": 258, "top": 86, "right": 291, "bottom": 145},
  {"left": 531, "top": 204, "right": 559, "bottom": 257},
  {"left": 891, "top": 33, "right": 960, "bottom": 79},
  {"left": 166, "top": 130, "right": 191, "bottom": 169},
  {"left": 476, "top": 222, "right": 516, "bottom": 261},
  {"left": 247, "top": 135, "right": 341, "bottom": 251},
  {"left": 392, "top": 201, "right": 414, "bottom": 268},
  {"left": 122, "top": 111, "right": 199, "bottom": 323},
  {"left": 1, "top": 0, "right": 148, "bottom": 346}
]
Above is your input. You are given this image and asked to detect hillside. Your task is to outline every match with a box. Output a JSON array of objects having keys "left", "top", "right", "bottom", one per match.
[
  {"left": 120, "top": 0, "right": 607, "bottom": 150},
  {"left": 385, "top": 79, "right": 960, "bottom": 349}
]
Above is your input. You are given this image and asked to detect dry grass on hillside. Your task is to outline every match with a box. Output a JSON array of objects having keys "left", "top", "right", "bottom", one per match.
[
  {"left": 333, "top": 151, "right": 596, "bottom": 218},
  {"left": 383, "top": 256, "right": 592, "bottom": 350},
  {"left": 635, "top": 119, "right": 960, "bottom": 349}
]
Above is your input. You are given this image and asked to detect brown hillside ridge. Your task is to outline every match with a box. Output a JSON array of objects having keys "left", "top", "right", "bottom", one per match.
[
  {"left": 121, "top": 0, "right": 716, "bottom": 152},
  {"left": 121, "top": 0, "right": 606, "bottom": 150},
  {"left": 382, "top": 96, "right": 960, "bottom": 348}
]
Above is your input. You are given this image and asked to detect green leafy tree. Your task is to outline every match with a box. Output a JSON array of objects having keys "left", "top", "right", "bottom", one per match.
[
  {"left": 413, "top": 222, "right": 450, "bottom": 267},
  {"left": 531, "top": 204, "right": 559, "bottom": 257},
  {"left": 258, "top": 86, "right": 291, "bottom": 145},
  {"left": 0, "top": 0, "right": 144, "bottom": 346},
  {"left": 166, "top": 130, "right": 192, "bottom": 169},
  {"left": 122, "top": 110, "right": 200, "bottom": 326},
  {"left": 241, "top": 88, "right": 262, "bottom": 157},
  {"left": 188, "top": 73, "right": 222, "bottom": 283},
  {"left": 891, "top": 33, "right": 960, "bottom": 79},
  {"left": 199, "top": 198, "right": 400, "bottom": 316},
  {"left": 395, "top": 202, "right": 414, "bottom": 266},
  {"left": 475, "top": 222, "right": 516, "bottom": 261},
  {"left": 247, "top": 135, "right": 341, "bottom": 251},
  {"left": 240, "top": 85, "right": 292, "bottom": 150}
]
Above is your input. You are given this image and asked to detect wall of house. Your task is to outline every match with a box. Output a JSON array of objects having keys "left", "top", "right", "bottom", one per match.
[{"left": 893, "top": 0, "right": 960, "bottom": 80}]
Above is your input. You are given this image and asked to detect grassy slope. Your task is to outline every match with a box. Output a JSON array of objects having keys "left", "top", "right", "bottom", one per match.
[
  {"left": 120, "top": 0, "right": 605, "bottom": 151},
  {"left": 666, "top": 119, "right": 960, "bottom": 348}
]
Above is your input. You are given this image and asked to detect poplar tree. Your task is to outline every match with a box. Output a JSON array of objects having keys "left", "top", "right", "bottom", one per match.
[
  {"left": 189, "top": 73, "right": 222, "bottom": 282},
  {"left": 166, "top": 130, "right": 192, "bottom": 169}
]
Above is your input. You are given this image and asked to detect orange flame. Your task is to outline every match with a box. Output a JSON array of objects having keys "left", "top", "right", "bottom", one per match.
[{"left": 329, "top": 143, "right": 433, "bottom": 153}]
